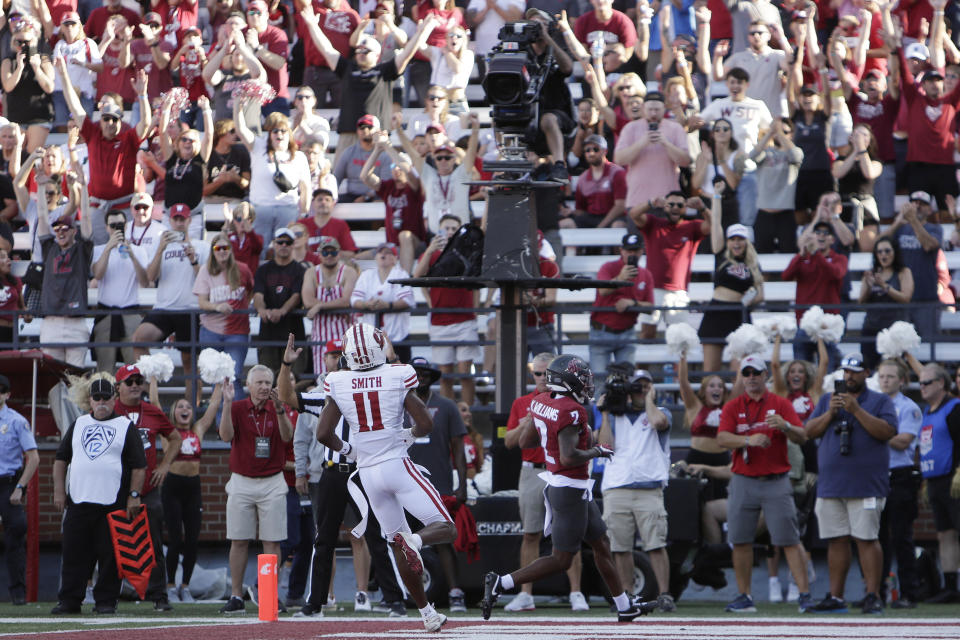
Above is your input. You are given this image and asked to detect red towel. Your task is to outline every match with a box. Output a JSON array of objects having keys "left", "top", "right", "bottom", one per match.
[{"left": 441, "top": 495, "right": 480, "bottom": 564}]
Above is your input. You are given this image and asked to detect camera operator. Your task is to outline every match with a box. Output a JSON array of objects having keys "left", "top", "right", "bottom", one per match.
[
  {"left": 522, "top": 8, "right": 577, "bottom": 183},
  {"left": 804, "top": 353, "right": 897, "bottom": 614},
  {"left": 598, "top": 370, "right": 674, "bottom": 611}
]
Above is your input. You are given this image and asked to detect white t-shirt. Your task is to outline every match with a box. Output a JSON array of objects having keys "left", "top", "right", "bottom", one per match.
[
  {"left": 155, "top": 239, "right": 209, "bottom": 310},
  {"left": 467, "top": 0, "right": 525, "bottom": 54},
  {"left": 421, "top": 162, "right": 471, "bottom": 233},
  {"left": 699, "top": 96, "right": 773, "bottom": 157},
  {"left": 350, "top": 264, "right": 415, "bottom": 342},
  {"left": 92, "top": 242, "right": 148, "bottom": 308},
  {"left": 429, "top": 47, "right": 474, "bottom": 91},
  {"left": 324, "top": 364, "right": 419, "bottom": 468},
  {"left": 52, "top": 38, "right": 102, "bottom": 98},
  {"left": 249, "top": 136, "right": 312, "bottom": 207}
]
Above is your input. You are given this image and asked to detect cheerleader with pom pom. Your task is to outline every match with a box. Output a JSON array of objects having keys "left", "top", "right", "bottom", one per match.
[
  {"left": 858, "top": 238, "right": 914, "bottom": 369},
  {"left": 698, "top": 202, "right": 764, "bottom": 372},
  {"left": 148, "top": 376, "right": 224, "bottom": 604}
]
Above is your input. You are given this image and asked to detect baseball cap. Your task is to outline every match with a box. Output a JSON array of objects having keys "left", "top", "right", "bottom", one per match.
[
  {"left": 52, "top": 213, "right": 76, "bottom": 229},
  {"left": 275, "top": 227, "right": 296, "bottom": 241},
  {"left": 584, "top": 134, "right": 607, "bottom": 150},
  {"left": 356, "top": 114, "right": 380, "bottom": 129},
  {"left": 644, "top": 91, "right": 664, "bottom": 103},
  {"left": 115, "top": 364, "right": 142, "bottom": 382},
  {"left": 726, "top": 224, "right": 751, "bottom": 239},
  {"left": 426, "top": 121, "right": 446, "bottom": 134},
  {"left": 672, "top": 34, "right": 696, "bottom": 51},
  {"left": 906, "top": 42, "right": 930, "bottom": 61},
  {"left": 131, "top": 192, "right": 153, "bottom": 209},
  {"left": 434, "top": 141, "right": 457, "bottom": 154},
  {"left": 740, "top": 354, "right": 767, "bottom": 373},
  {"left": 356, "top": 36, "right": 381, "bottom": 55},
  {"left": 247, "top": 0, "right": 268, "bottom": 13},
  {"left": 376, "top": 242, "right": 398, "bottom": 256},
  {"left": 312, "top": 187, "right": 336, "bottom": 200},
  {"left": 90, "top": 378, "right": 115, "bottom": 397},
  {"left": 183, "top": 25, "right": 202, "bottom": 36},
  {"left": 621, "top": 233, "right": 643, "bottom": 249},
  {"left": 0, "top": 374, "right": 10, "bottom": 391},
  {"left": 324, "top": 338, "right": 343, "bottom": 355},
  {"left": 169, "top": 203, "right": 191, "bottom": 218},
  {"left": 923, "top": 69, "right": 944, "bottom": 81},
  {"left": 864, "top": 69, "right": 884, "bottom": 80},
  {"left": 840, "top": 353, "right": 865, "bottom": 372},
  {"left": 631, "top": 370, "right": 653, "bottom": 383},
  {"left": 143, "top": 11, "right": 162, "bottom": 24},
  {"left": 318, "top": 235, "right": 340, "bottom": 249},
  {"left": 60, "top": 11, "right": 80, "bottom": 25},
  {"left": 524, "top": 7, "right": 554, "bottom": 23},
  {"left": 910, "top": 190, "right": 932, "bottom": 205},
  {"left": 100, "top": 102, "right": 123, "bottom": 119},
  {"left": 799, "top": 85, "right": 818, "bottom": 95}
]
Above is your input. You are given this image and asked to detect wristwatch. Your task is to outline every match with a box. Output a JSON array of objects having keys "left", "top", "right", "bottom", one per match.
[
  {"left": 129, "top": 490, "right": 141, "bottom": 499},
  {"left": 15, "top": 483, "right": 24, "bottom": 491}
]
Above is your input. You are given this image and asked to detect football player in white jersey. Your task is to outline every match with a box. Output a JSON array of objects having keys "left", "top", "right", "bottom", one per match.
[{"left": 314, "top": 322, "right": 457, "bottom": 632}]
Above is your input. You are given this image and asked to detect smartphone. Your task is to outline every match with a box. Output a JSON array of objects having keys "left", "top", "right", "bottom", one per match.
[
  {"left": 834, "top": 379, "right": 846, "bottom": 394},
  {"left": 626, "top": 255, "right": 638, "bottom": 267},
  {"left": 648, "top": 122, "right": 659, "bottom": 132},
  {"left": 174, "top": 231, "right": 185, "bottom": 242}
]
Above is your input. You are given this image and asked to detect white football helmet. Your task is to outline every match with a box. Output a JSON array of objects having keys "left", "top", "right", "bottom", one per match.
[{"left": 342, "top": 322, "right": 388, "bottom": 371}]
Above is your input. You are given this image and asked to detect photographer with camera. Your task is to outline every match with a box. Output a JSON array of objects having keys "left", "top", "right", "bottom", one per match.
[
  {"left": 589, "top": 233, "right": 654, "bottom": 380},
  {"left": 598, "top": 370, "right": 675, "bottom": 611},
  {"left": 804, "top": 353, "right": 897, "bottom": 614}
]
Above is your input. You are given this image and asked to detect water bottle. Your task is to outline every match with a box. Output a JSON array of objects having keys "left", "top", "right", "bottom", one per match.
[
  {"left": 663, "top": 363, "right": 675, "bottom": 384},
  {"left": 886, "top": 572, "right": 899, "bottom": 604}
]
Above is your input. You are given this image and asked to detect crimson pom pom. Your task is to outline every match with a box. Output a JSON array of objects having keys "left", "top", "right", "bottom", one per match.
[{"left": 160, "top": 87, "right": 191, "bottom": 115}]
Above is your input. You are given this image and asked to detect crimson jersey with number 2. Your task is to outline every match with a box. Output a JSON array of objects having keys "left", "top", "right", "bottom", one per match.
[
  {"left": 530, "top": 392, "right": 591, "bottom": 480},
  {"left": 324, "top": 364, "right": 419, "bottom": 468}
]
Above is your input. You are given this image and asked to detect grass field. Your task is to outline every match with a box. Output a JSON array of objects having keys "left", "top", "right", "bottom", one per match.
[{"left": 1, "top": 599, "right": 959, "bottom": 635}]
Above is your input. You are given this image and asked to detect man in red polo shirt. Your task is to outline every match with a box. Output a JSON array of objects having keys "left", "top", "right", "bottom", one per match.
[
  {"left": 560, "top": 134, "right": 627, "bottom": 229},
  {"left": 113, "top": 364, "right": 181, "bottom": 611},
  {"left": 218, "top": 364, "right": 294, "bottom": 614},
  {"left": 296, "top": 0, "right": 359, "bottom": 108},
  {"left": 501, "top": 352, "right": 587, "bottom": 612},
  {"left": 716, "top": 355, "right": 813, "bottom": 614},
  {"left": 55, "top": 58, "right": 151, "bottom": 244},
  {"left": 589, "top": 233, "right": 654, "bottom": 378},
  {"left": 630, "top": 191, "right": 710, "bottom": 330},
  {"left": 301, "top": 188, "right": 358, "bottom": 259}
]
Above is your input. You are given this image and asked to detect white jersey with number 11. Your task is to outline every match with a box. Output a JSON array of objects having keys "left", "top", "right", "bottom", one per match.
[{"left": 324, "top": 363, "right": 419, "bottom": 468}]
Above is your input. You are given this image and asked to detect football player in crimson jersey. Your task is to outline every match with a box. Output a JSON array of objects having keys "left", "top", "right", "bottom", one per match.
[
  {"left": 480, "top": 355, "right": 657, "bottom": 622},
  {"left": 313, "top": 323, "right": 456, "bottom": 633}
]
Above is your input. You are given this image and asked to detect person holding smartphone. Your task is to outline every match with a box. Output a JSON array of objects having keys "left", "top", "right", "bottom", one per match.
[{"left": 588, "top": 233, "right": 655, "bottom": 382}]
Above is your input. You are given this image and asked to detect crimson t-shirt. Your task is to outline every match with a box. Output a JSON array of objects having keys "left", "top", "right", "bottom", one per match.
[
  {"left": 228, "top": 231, "right": 263, "bottom": 278},
  {"left": 97, "top": 40, "right": 136, "bottom": 102},
  {"left": 506, "top": 391, "right": 546, "bottom": 464},
  {"left": 591, "top": 258, "right": 654, "bottom": 331},
  {"left": 427, "top": 251, "right": 474, "bottom": 325},
  {"left": 0, "top": 276, "right": 22, "bottom": 316},
  {"left": 901, "top": 49, "right": 960, "bottom": 165},
  {"left": 781, "top": 249, "right": 848, "bottom": 321},
  {"left": 113, "top": 399, "right": 175, "bottom": 495},
  {"left": 229, "top": 398, "right": 288, "bottom": 477},
  {"left": 297, "top": 0, "right": 359, "bottom": 68},
  {"left": 573, "top": 10, "right": 637, "bottom": 49},
  {"left": 532, "top": 392, "right": 590, "bottom": 480},
  {"left": 154, "top": 0, "right": 199, "bottom": 47},
  {"left": 377, "top": 179, "right": 426, "bottom": 244},
  {"left": 639, "top": 216, "right": 705, "bottom": 291},
  {"left": 85, "top": 7, "right": 141, "bottom": 42},
  {"left": 302, "top": 216, "right": 358, "bottom": 252},
  {"left": 718, "top": 391, "right": 801, "bottom": 477},
  {"left": 254, "top": 25, "right": 290, "bottom": 99},
  {"left": 129, "top": 39, "right": 176, "bottom": 100},
  {"left": 81, "top": 118, "right": 144, "bottom": 201},
  {"left": 849, "top": 93, "right": 899, "bottom": 163},
  {"left": 574, "top": 161, "right": 626, "bottom": 218}
]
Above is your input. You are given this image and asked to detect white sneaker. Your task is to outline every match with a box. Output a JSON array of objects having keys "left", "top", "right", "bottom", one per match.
[
  {"left": 503, "top": 591, "right": 536, "bottom": 612},
  {"left": 178, "top": 586, "right": 195, "bottom": 604},
  {"left": 167, "top": 586, "right": 181, "bottom": 604},
  {"left": 83, "top": 586, "right": 95, "bottom": 605},
  {"left": 354, "top": 591, "right": 371, "bottom": 612},
  {"left": 423, "top": 609, "right": 447, "bottom": 632},
  {"left": 786, "top": 582, "right": 800, "bottom": 603},
  {"left": 768, "top": 576, "right": 783, "bottom": 603},
  {"left": 569, "top": 591, "right": 589, "bottom": 611},
  {"left": 322, "top": 596, "right": 337, "bottom": 611}
]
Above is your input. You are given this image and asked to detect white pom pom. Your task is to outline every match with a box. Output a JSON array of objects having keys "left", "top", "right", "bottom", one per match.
[
  {"left": 665, "top": 323, "right": 701, "bottom": 356},
  {"left": 722, "top": 323, "right": 768, "bottom": 362},
  {"left": 198, "top": 349, "right": 236, "bottom": 385},
  {"left": 865, "top": 372, "right": 881, "bottom": 392},
  {"left": 754, "top": 315, "right": 798, "bottom": 341},
  {"left": 135, "top": 353, "right": 174, "bottom": 383},
  {"left": 799, "top": 306, "right": 846, "bottom": 343},
  {"left": 876, "top": 321, "right": 922, "bottom": 359}
]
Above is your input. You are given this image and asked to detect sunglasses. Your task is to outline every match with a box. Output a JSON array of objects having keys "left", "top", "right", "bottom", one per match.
[
  {"left": 271, "top": 129, "right": 289, "bottom": 134},
  {"left": 434, "top": 155, "right": 454, "bottom": 162},
  {"left": 45, "top": 190, "right": 59, "bottom": 197},
  {"left": 665, "top": 202, "right": 685, "bottom": 208},
  {"left": 427, "top": 95, "right": 446, "bottom": 101},
  {"left": 919, "top": 379, "right": 939, "bottom": 386},
  {"left": 742, "top": 368, "right": 764, "bottom": 377},
  {"left": 122, "top": 377, "right": 144, "bottom": 386},
  {"left": 320, "top": 248, "right": 339, "bottom": 256},
  {"left": 147, "top": 21, "right": 161, "bottom": 28},
  {"left": 275, "top": 239, "right": 293, "bottom": 246},
  {"left": 584, "top": 146, "right": 601, "bottom": 153},
  {"left": 102, "top": 115, "right": 119, "bottom": 123},
  {"left": 182, "top": 137, "right": 199, "bottom": 144},
  {"left": 108, "top": 222, "right": 126, "bottom": 231},
  {"left": 532, "top": 371, "right": 546, "bottom": 377},
  {"left": 713, "top": 126, "right": 731, "bottom": 133},
  {"left": 293, "top": 230, "right": 305, "bottom": 238},
  {"left": 748, "top": 30, "right": 766, "bottom": 36},
  {"left": 814, "top": 229, "right": 833, "bottom": 236},
  {"left": 247, "top": 9, "right": 262, "bottom": 15},
  {"left": 214, "top": 245, "right": 232, "bottom": 252},
  {"left": 617, "top": 86, "right": 634, "bottom": 92},
  {"left": 91, "top": 392, "right": 113, "bottom": 401},
  {"left": 295, "top": 94, "right": 313, "bottom": 100},
  {"left": 53, "top": 225, "right": 72, "bottom": 233},
  {"left": 358, "top": 124, "right": 374, "bottom": 130}
]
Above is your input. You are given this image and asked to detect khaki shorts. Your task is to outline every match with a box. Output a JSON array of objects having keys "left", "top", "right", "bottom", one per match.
[
  {"left": 518, "top": 465, "right": 547, "bottom": 534},
  {"left": 602, "top": 487, "right": 668, "bottom": 552},
  {"left": 430, "top": 319, "right": 481, "bottom": 365},
  {"left": 815, "top": 496, "right": 886, "bottom": 540},
  {"left": 225, "top": 472, "right": 288, "bottom": 541}
]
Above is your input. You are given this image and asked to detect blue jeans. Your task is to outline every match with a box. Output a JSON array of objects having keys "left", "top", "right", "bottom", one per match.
[
  {"left": 792, "top": 328, "right": 840, "bottom": 372},
  {"left": 737, "top": 172, "right": 759, "bottom": 227},
  {"left": 588, "top": 327, "right": 636, "bottom": 380},
  {"left": 198, "top": 326, "right": 248, "bottom": 398},
  {"left": 252, "top": 204, "right": 299, "bottom": 259},
  {"left": 875, "top": 163, "right": 897, "bottom": 220},
  {"left": 282, "top": 487, "right": 314, "bottom": 601},
  {"left": 53, "top": 91, "right": 94, "bottom": 128}
]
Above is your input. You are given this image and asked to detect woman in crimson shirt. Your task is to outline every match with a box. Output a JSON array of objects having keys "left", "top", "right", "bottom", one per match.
[{"left": 0, "top": 248, "right": 24, "bottom": 344}]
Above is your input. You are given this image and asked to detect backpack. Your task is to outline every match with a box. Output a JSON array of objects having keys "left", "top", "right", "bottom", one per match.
[{"left": 426, "top": 223, "right": 484, "bottom": 278}]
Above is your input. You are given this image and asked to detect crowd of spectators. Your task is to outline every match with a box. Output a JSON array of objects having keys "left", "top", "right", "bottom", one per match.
[{"left": 2, "top": 0, "right": 960, "bottom": 619}]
